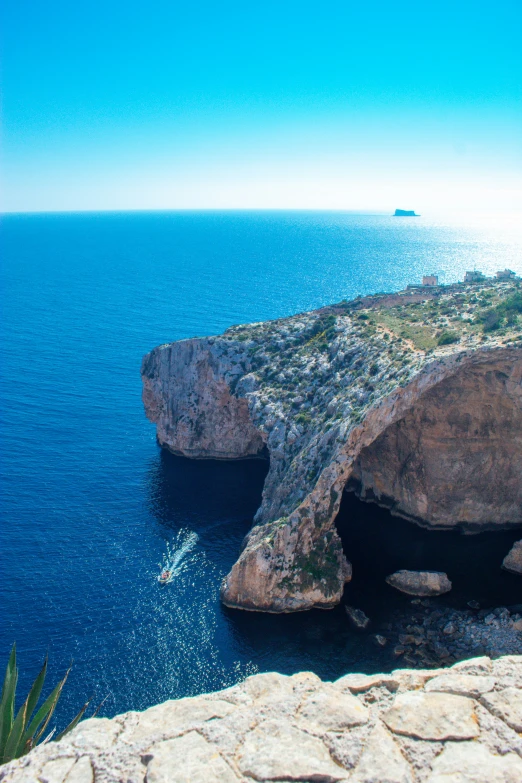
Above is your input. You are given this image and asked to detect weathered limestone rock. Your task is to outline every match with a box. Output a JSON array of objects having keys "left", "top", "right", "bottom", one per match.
[
  {"left": 236, "top": 719, "right": 345, "bottom": 781},
  {"left": 349, "top": 362, "right": 522, "bottom": 531},
  {"left": 450, "top": 656, "right": 493, "bottom": 675},
  {"left": 351, "top": 723, "right": 413, "bottom": 783},
  {"left": 427, "top": 742, "right": 522, "bottom": 783},
  {"left": 61, "top": 757, "right": 93, "bottom": 783},
  {"left": 502, "top": 540, "right": 522, "bottom": 575},
  {"left": 382, "top": 692, "right": 479, "bottom": 740},
  {"left": 141, "top": 282, "right": 522, "bottom": 612},
  {"left": 146, "top": 731, "right": 239, "bottom": 783},
  {"left": 480, "top": 687, "right": 522, "bottom": 732},
  {"left": 425, "top": 674, "right": 496, "bottom": 698},
  {"left": 345, "top": 605, "right": 371, "bottom": 630},
  {"left": 296, "top": 683, "right": 369, "bottom": 734},
  {"left": 334, "top": 672, "right": 400, "bottom": 694},
  {"left": 38, "top": 757, "right": 76, "bottom": 783},
  {"left": 141, "top": 338, "right": 266, "bottom": 460},
  {"left": 2, "top": 657, "right": 522, "bottom": 783},
  {"left": 385, "top": 571, "right": 452, "bottom": 597},
  {"left": 122, "top": 695, "right": 236, "bottom": 745}
]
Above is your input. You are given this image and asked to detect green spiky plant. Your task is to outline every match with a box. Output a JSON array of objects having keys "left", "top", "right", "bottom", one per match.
[{"left": 0, "top": 644, "right": 91, "bottom": 765}]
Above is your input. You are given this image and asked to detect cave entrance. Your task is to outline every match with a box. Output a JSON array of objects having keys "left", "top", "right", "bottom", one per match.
[
  {"left": 334, "top": 353, "right": 522, "bottom": 617},
  {"left": 335, "top": 490, "right": 522, "bottom": 618},
  {"left": 346, "top": 356, "right": 522, "bottom": 532}
]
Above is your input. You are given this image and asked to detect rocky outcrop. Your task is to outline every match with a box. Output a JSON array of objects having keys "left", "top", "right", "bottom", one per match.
[
  {"left": 503, "top": 541, "right": 522, "bottom": 575},
  {"left": 141, "top": 338, "right": 266, "bottom": 460},
  {"left": 345, "top": 605, "right": 371, "bottom": 630},
  {"left": 386, "top": 571, "right": 452, "bottom": 597},
  {"left": 348, "top": 358, "right": 522, "bottom": 530},
  {"left": 3, "top": 656, "right": 522, "bottom": 783},
  {"left": 142, "top": 282, "right": 522, "bottom": 612},
  {"left": 388, "top": 602, "right": 522, "bottom": 667}
]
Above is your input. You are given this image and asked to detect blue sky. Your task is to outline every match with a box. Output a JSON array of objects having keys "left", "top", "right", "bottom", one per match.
[{"left": 1, "top": 0, "right": 521, "bottom": 212}]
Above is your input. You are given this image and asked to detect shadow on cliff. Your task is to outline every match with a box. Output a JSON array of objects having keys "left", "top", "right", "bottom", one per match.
[
  {"left": 336, "top": 490, "right": 522, "bottom": 616},
  {"left": 146, "top": 448, "right": 269, "bottom": 564}
]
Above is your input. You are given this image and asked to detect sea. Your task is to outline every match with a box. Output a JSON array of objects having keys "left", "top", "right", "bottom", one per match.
[{"left": 1, "top": 210, "right": 521, "bottom": 724}]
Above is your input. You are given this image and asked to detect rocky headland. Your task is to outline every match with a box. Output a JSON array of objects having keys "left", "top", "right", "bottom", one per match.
[
  {"left": 3, "top": 283, "right": 521, "bottom": 783},
  {"left": 141, "top": 281, "right": 522, "bottom": 614},
  {"left": 3, "top": 655, "right": 522, "bottom": 783}
]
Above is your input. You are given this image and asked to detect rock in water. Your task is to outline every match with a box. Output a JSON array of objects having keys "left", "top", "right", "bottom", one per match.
[
  {"left": 386, "top": 570, "right": 452, "bottom": 597},
  {"left": 345, "top": 605, "right": 371, "bottom": 630},
  {"left": 502, "top": 540, "right": 522, "bottom": 575}
]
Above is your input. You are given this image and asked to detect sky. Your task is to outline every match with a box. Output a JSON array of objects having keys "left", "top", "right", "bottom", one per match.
[{"left": 1, "top": 0, "right": 521, "bottom": 213}]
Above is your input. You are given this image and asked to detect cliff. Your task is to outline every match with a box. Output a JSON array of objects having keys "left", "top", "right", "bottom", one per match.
[
  {"left": 394, "top": 209, "right": 418, "bottom": 216},
  {"left": 2, "top": 655, "right": 522, "bottom": 783},
  {"left": 141, "top": 281, "right": 522, "bottom": 613}
]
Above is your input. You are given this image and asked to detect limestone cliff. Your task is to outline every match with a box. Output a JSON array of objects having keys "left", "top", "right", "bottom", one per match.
[
  {"left": 3, "top": 656, "right": 522, "bottom": 783},
  {"left": 142, "top": 282, "right": 522, "bottom": 612}
]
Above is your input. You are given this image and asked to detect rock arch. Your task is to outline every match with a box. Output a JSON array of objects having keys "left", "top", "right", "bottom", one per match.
[{"left": 221, "top": 348, "right": 522, "bottom": 611}]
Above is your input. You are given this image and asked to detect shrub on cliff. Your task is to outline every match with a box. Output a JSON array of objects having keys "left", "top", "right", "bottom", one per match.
[
  {"left": 437, "top": 331, "right": 459, "bottom": 346},
  {"left": 481, "top": 309, "right": 502, "bottom": 332},
  {"left": 479, "top": 292, "right": 522, "bottom": 333},
  {"left": 0, "top": 644, "right": 93, "bottom": 765}
]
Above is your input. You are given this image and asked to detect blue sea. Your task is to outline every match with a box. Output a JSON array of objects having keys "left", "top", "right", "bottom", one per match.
[{"left": 1, "top": 210, "right": 521, "bottom": 723}]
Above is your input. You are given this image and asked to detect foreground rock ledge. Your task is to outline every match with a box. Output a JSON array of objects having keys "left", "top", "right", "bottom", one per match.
[
  {"left": 2, "top": 656, "right": 522, "bottom": 783},
  {"left": 141, "top": 282, "right": 522, "bottom": 612}
]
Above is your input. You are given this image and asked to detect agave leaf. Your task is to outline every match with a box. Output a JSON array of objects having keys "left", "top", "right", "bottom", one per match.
[
  {"left": 40, "top": 728, "right": 56, "bottom": 745},
  {"left": 7, "top": 656, "right": 49, "bottom": 760},
  {"left": 0, "top": 644, "right": 18, "bottom": 760},
  {"left": 22, "top": 673, "right": 65, "bottom": 750},
  {"left": 2, "top": 699, "right": 27, "bottom": 764},
  {"left": 91, "top": 695, "right": 108, "bottom": 719},
  {"left": 33, "top": 666, "right": 71, "bottom": 745},
  {"left": 54, "top": 698, "right": 91, "bottom": 742},
  {"left": 12, "top": 657, "right": 48, "bottom": 759},
  {"left": 24, "top": 655, "right": 47, "bottom": 728}
]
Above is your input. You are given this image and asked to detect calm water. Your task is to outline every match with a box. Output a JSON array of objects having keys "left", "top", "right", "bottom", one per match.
[{"left": 1, "top": 210, "right": 521, "bottom": 723}]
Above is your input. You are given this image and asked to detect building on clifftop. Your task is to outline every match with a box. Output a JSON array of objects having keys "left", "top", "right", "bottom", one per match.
[
  {"left": 496, "top": 268, "right": 518, "bottom": 281},
  {"left": 464, "top": 270, "right": 486, "bottom": 283}
]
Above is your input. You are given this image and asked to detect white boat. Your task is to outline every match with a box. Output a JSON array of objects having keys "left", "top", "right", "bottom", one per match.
[{"left": 158, "top": 569, "right": 173, "bottom": 585}]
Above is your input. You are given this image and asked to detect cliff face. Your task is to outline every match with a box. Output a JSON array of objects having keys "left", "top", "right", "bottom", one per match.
[
  {"left": 142, "top": 338, "right": 266, "bottom": 460},
  {"left": 3, "top": 656, "right": 522, "bottom": 783},
  {"left": 349, "top": 356, "right": 522, "bottom": 529},
  {"left": 142, "top": 282, "right": 522, "bottom": 612}
]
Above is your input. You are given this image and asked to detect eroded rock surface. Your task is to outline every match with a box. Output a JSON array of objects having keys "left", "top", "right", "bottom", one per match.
[
  {"left": 142, "top": 282, "right": 522, "bottom": 612},
  {"left": 503, "top": 541, "right": 522, "bottom": 575},
  {"left": 387, "top": 603, "right": 522, "bottom": 668},
  {"left": 3, "top": 656, "right": 522, "bottom": 783},
  {"left": 386, "top": 571, "right": 452, "bottom": 597},
  {"left": 349, "top": 360, "right": 522, "bottom": 530}
]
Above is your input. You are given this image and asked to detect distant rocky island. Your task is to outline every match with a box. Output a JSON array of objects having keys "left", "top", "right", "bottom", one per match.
[
  {"left": 394, "top": 208, "right": 419, "bottom": 216},
  {"left": 142, "top": 280, "right": 522, "bottom": 614}
]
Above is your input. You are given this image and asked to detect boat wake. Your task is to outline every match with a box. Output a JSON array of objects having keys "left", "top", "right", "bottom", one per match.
[{"left": 157, "top": 530, "right": 199, "bottom": 584}]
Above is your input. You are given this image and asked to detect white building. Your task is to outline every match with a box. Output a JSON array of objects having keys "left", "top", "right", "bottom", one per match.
[
  {"left": 496, "top": 269, "right": 517, "bottom": 281},
  {"left": 464, "top": 270, "right": 486, "bottom": 283}
]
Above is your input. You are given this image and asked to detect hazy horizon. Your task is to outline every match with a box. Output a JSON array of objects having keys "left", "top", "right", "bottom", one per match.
[{"left": 1, "top": 0, "right": 521, "bottom": 213}]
